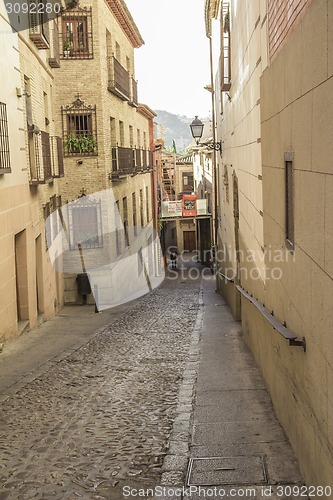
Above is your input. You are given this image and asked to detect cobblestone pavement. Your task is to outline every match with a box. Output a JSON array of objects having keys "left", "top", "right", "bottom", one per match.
[{"left": 0, "top": 268, "right": 201, "bottom": 499}]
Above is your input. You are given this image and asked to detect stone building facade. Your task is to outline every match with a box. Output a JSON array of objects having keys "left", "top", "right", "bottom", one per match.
[{"left": 50, "top": 0, "right": 158, "bottom": 304}]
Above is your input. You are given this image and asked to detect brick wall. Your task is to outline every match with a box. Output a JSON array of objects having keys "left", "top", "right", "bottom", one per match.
[{"left": 268, "top": 0, "right": 314, "bottom": 61}]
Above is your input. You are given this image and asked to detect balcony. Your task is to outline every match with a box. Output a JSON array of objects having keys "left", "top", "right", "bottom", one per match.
[
  {"left": 29, "top": 130, "right": 53, "bottom": 184},
  {"left": 108, "top": 57, "right": 130, "bottom": 101},
  {"left": 50, "top": 136, "right": 64, "bottom": 178},
  {"left": 111, "top": 147, "right": 153, "bottom": 180},
  {"left": 29, "top": 5, "right": 49, "bottom": 50},
  {"left": 111, "top": 147, "right": 135, "bottom": 180}
]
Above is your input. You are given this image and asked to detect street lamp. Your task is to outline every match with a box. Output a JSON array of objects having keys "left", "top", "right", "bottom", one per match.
[{"left": 189, "top": 116, "right": 222, "bottom": 152}]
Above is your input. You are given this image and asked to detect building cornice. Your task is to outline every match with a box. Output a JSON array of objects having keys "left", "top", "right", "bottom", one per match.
[
  {"left": 137, "top": 104, "right": 157, "bottom": 120},
  {"left": 105, "top": 0, "right": 144, "bottom": 48},
  {"left": 205, "top": 0, "right": 220, "bottom": 36}
]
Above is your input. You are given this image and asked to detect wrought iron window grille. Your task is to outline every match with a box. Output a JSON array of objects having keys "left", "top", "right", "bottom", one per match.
[
  {"left": 0, "top": 102, "right": 11, "bottom": 173},
  {"left": 62, "top": 97, "right": 97, "bottom": 156}
]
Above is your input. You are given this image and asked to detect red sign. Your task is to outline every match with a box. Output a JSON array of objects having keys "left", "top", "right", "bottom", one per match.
[{"left": 182, "top": 194, "right": 197, "bottom": 217}]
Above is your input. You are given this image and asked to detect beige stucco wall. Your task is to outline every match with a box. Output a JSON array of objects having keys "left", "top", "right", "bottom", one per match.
[
  {"left": 215, "top": 0, "right": 333, "bottom": 490},
  {"left": 0, "top": 8, "right": 63, "bottom": 342},
  {"left": 258, "top": 0, "right": 333, "bottom": 488},
  {"left": 216, "top": 0, "right": 268, "bottom": 309}
]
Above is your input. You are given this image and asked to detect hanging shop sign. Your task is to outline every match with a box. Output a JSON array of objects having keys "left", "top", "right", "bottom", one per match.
[{"left": 182, "top": 194, "right": 197, "bottom": 217}]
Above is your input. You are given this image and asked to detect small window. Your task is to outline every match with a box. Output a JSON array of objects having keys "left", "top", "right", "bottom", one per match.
[
  {"left": 0, "top": 102, "right": 11, "bottom": 173},
  {"left": 224, "top": 165, "right": 229, "bottom": 204},
  {"left": 115, "top": 41, "right": 121, "bottom": 62},
  {"left": 119, "top": 121, "right": 124, "bottom": 146},
  {"left": 220, "top": 3, "right": 231, "bottom": 92},
  {"left": 285, "top": 155, "right": 294, "bottom": 250},
  {"left": 129, "top": 125, "right": 133, "bottom": 148}
]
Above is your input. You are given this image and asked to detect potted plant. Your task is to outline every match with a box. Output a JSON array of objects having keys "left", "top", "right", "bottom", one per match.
[
  {"left": 63, "top": 39, "right": 71, "bottom": 58},
  {"left": 64, "top": 134, "right": 97, "bottom": 155}
]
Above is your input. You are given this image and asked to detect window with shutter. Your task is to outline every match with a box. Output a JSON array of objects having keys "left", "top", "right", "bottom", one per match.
[{"left": 29, "top": 0, "right": 50, "bottom": 49}]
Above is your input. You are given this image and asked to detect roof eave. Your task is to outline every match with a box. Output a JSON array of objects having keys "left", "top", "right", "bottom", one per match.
[{"left": 105, "top": 0, "right": 144, "bottom": 48}]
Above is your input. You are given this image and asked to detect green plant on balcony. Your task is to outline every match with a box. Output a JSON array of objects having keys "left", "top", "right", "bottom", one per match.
[
  {"left": 64, "top": 134, "right": 97, "bottom": 155},
  {"left": 63, "top": 39, "right": 72, "bottom": 58}
]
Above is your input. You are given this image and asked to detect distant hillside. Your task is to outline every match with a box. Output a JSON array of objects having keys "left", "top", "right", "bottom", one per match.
[{"left": 154, "top": 110, "right": 194, "bottom": 153}]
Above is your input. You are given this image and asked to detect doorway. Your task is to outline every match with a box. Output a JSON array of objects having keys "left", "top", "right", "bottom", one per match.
[
  {"left": 35, "top": 235, "right": 44, "bottom": 315},
  {"left": 15, "top": 230, "right": 29, "bottom": 322}
]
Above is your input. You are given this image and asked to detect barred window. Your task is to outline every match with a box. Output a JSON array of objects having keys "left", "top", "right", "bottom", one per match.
[
  {"left": 0, "top": 102, "right": 11, "bottom": 173},
  {"left": 62, "top": 97, "right": 97, "bottom": 156},
  {"left": 61, "top": 6, "right": 93, "bottom": 59}
]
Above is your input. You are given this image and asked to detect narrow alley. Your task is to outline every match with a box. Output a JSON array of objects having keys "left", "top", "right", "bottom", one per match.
[
  {"left": 0, "top": 258, "right": 201, "bottom": 499},
  {"left": 0, "top": 256, "right": 308, "bottom": 500}
]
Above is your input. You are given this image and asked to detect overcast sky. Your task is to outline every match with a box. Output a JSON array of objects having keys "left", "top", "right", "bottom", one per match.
[{"left": 125, "top": 0, "right": 212, "bottom": 120}]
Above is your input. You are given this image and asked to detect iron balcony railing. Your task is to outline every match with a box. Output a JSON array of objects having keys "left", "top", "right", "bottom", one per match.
[
  {"left": 111, "top": 146, "right": 135, "bottom": 179},
  {"left": 107, "top": 56, "right": 130, "bottom": 101},
  {"left": 111, "top": 147, "right": 153, "bottom": 180},
  {"left": 135, "top": 148, "right": 141, "bottom": 169},
  {"left": 29, "top": 130, "right": 53, "bottom": 184}
]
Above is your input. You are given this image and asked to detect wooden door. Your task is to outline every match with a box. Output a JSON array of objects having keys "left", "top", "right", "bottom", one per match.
[{"left": 183, "top": 231, "right": 196, "bottom": 252}]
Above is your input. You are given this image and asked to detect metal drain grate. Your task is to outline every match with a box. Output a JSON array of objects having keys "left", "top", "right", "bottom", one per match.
[{"left": 187, "top": 456, "right": 267, "bottom": 486}]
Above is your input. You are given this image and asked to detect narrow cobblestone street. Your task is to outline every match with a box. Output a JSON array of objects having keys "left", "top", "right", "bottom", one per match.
[{"left": 0, "top": 262, "right": 202, "bottom": 499}]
